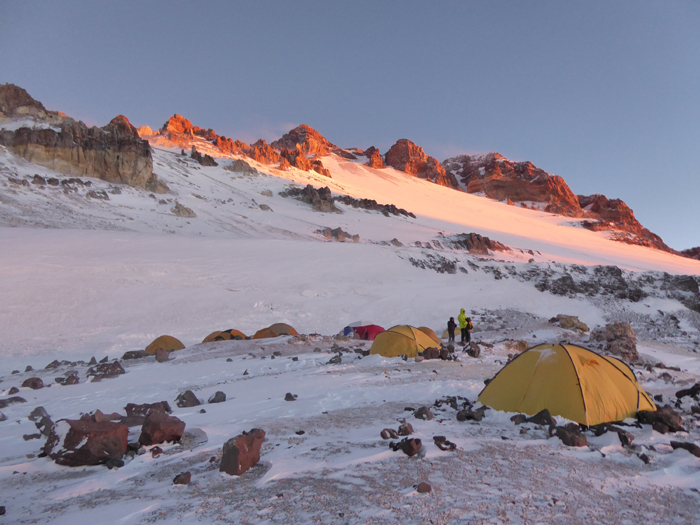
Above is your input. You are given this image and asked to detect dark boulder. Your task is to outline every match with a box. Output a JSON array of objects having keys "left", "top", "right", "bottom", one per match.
[
  {"left": 526, "top": 409, "right": 557, "bottom": 427},
  {"left": 380, "top": 428, "right": 399, "bottom": 439},
  {"left": 8, "top": 386, "right": 19, "bottom": 395},
  {"left": 155, "top": 348, "right": 171, "bottom": 363},
  {"left": 138, "top": 411, "right": 185, "bottom": 446},
  {"left": 553, "top": 423, "right": 588, "bottom": 447},
  {"left": 44, "top": 419, "right": 128, "bottom": 466},
  {"left": 173, "top": 472, "right": 192, "bottom": 485},
  {"left": 390, "top": 437, "right": 422, "bottom": 457},
  {"left": 637, "top": 405, "right": 684, "bottom": 434},
  {"left": 414, "top": 407, "right": 434, "bottom": 420},
  {"left": 21, "top": 377, "right": 43, "bottom": 390},
  {"left": 433, "top": 435, "right": 457, "bottom": 451},
  {"left": 670, "top": 441, "right": 700, "bottom": 458},
  {"left": 208, "top": 391, "right": 226, "bottom": 404},
  {"left": 397, "top": 422, "right": 414, "bottom": 436},
  {"left": 220, "top": 428, "right": 266, "bottom": 476},
  {"left": 676, "top": 383, "right": 700, "bottom": 400},
  {"left": 122, "top": 350, "right": 149, "bottom": 360},
  {"left": 0, "top": 396, "right": 27, "bottom": 409},
  {"left": 175, "top": 390, "right": 201, "bottom": 408},
  {"left": 416, "top": 482, "right": 432, "bottom": 493},
  {"left": 87, "top": 361, "right": 125, "bottom": 380},
  {"left": 284, "top": 393, "right": 297, "bottom": 401},
  {"left": 457, "top": 406, "right": 487, "bottom": 422}
]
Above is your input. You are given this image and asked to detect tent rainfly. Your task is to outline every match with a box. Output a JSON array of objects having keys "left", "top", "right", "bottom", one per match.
[
  {"left": 202, "top": 329, "right": 246, "bottom": 343},
  {"left": 252, "top": 323, "right": 299, "bottom": 340},
  {"left": 370, "top": 325, "right": 440, "bottom": 358},
  {"left": 417, "top": 326, "right": 443, "bottom": 345},
  {"left": 352, "top": 324, "right": 385, "bottom": 341},
  {"left": 477, "top": 343, "right": 656, "bottom": 426},
  {"left": 145, "top": 335, "right": 185, "bottom": 355}
]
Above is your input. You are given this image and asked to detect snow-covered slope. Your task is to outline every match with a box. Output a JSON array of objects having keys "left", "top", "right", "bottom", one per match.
[{"left": 2, "top": 143, "right": 700, "bottom": 523}]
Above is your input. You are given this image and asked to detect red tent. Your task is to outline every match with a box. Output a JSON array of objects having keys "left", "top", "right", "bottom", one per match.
[{"left": 352, "top": 324, "right": 385, "bottom": 341}]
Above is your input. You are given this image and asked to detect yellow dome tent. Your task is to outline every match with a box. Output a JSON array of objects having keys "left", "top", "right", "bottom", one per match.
[
  {"left": 202, "top": 329, "right": 247, "bottom": 343},
  {"left": 477, "top": 343, "right": 656, "bottom": 426},
  {"left": 370, "top": 325, "right": 440, "bottom": 358},
  {"left": 418, "top": 326, "right": 443, "bottom": 345},
  {"left": 252, "top": 323, "right": 299, "bottom": 340},
  {"left": 145, "top": 335, "right": 185, "bottom": 355}
]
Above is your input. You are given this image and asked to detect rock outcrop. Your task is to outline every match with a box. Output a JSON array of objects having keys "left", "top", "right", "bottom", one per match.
[
  {"left": 443, "top": 153, "right": 581, "bottom": 216},
  {"left": 0, "top": 86, "right": 166, "bottom": 193},
  {"left": 271, "top": 124, "right": 336, "bottom": 157},
  {"left": 681, "top": 247, "right": 700, "bottom": 261},
  {"left": 385, "top": 139, "right": 457, "bottom": 189},
  {"left": 44, "top": 419, "right": 129, "bottom": 466},
  {"left": 364, "top": 146, "right": 385, "bottom": 169}
]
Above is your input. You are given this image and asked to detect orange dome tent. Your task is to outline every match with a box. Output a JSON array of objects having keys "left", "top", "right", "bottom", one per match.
[
  {"left": 202, "top": 329, "right": 247, "bottom": 343},
  {"left": 145, "top": 335, "right": 185, "bottom": 355},
  {"left": 252, "top": 323, "right": 299, "bottom": 339}
]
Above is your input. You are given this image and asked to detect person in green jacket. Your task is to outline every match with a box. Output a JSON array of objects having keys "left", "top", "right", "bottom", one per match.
[{"left": 458, "top": 308, "right": 467, "bottom": 344}]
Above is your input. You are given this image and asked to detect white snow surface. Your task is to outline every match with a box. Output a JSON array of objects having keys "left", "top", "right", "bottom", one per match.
[{"left": 1, "top": 144, "right": 700, "bottom": 523}]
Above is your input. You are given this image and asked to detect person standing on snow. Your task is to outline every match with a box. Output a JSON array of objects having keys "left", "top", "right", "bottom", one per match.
[
  {"left": 465, "top": 317, "right": 473, "bottom": 344},
  {"left": 447, "top": 317, "right": 456, "bottom": 343},
  {"left": 458, "top": 308, "right": 468, "bottom": 344}
]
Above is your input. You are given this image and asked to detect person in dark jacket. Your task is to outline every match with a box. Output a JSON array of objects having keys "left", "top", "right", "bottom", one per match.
[
  {"left": 447, "top": 317, "right": 456, "bottom": 343},
  {"left": 465, "top": 317, "right": 473, "bottom": 344}
]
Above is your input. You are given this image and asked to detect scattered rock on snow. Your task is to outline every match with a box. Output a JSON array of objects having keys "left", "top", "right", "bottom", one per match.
[
  {"left": 433, "top": 435, "right": 457, "bottom": 451},
  {"left": 637, "top": 405, "right": 684, "bottom": 434},
  {"left": 416, "top": 482, "right": 432, "bottom": 493},
  {"left": 138, "top": 411, "right": 186, "bottom": 446},
  {"left": 0, "top": 396, "right": 27, "bottom": 409},
  {"left": 173, "top": 472, "right": 192, "bottom": 485},
  {"left": 676, "top": 383, "right": 700, "bottom": 400},
  {"left": 510, "top": 414, "right": 528, "bottom": 425},
  {"left": 220, "top": 428, "right": 266, "bottom": 476},
  {"left": 670, "top": 441, "right": 700, "bottom": 458},
  {"left": 397, "top": 421, "right": 414, "bottom": 436},
  {"left": 0, "top": 412, "right": 6, "bottom": 422},
  {"left": 175, "top": 390, "right": 201, "bottom": 408},
  {"left": 7, "top": 386, "right": 19, "bottom": 395},
  {"left": 414, "top": 407, "right": 434, "bottom": 420},
  {"left": 381, "top": 428, "right": 399, "bottom": 439},
  {"left": 457, "top": 406, "right": 487, "bottom": 422},
  {"left": 590, "top": 321, "right": 639, "bottom": 363},
  {"left": 208, "top": 391, "right": 226, "bottom": 404},
  {"left": 548, "top": 314, "right": 589, "bottom": 332},
  {"left": 552, "top": 424, "right": 588, "bottom": 447},
  {"left": 155, "top": 348, "right": 170, "bottom": 363},
  {"left": 390, "top": 437, "right": 422, "bottom": 457},
  {"left": 45, "top": 419, "right": 129, "bottom": 466},
  {"left": 21, "top": 377, "right": 43, "bottom": 390},
  {"left": 87, "top": 361, "right": 125, "bottom": 380},
  {"left": 526, "top": 409, "right": 557, "bottom": 427},
  {"left": 122, "top": 350, "right": 149, "bottom": 360},
  {"left": 284, "top": 393, "right": 298, "bottom": 401}
]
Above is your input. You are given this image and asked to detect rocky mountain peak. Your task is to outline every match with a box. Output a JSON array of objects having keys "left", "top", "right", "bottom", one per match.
[
  {"left": 0, "top": 83, "right": 47, "bottom": 118},
  {"left": 161, "top": 114, "right": 195, "bottom": 135},
  {"left": 104, "top": 115, "right": 140, "bottom": 138},
  {"left": 384, "top": 139, "right": 457, "bottom": 189},
  {"left": 271, "top": 124, "right": 336, "bottom": 157}
]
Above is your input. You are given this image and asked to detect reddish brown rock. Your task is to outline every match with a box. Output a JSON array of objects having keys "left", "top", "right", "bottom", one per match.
[
  {"left": 220, "top": 428, "right": 266, "bottom": 476},
  {"left": 364, "top": 147, "right": 385, "bottom": 169},
  {"left": 138, "top": 411, "right": 186, "bottom": 445},
  {"left": 680, "top": 247, "right": 700, "bottom": 261},
  {"left": 247, "top": 139, "right": 280, "bottom": 165},
  {"left": 391, "top": 437, "right": 422, "bottom": 457},
  {"left": 385, "top": 139, "right": 457, "bottom": 189},
  {"left": 416, "top": 482, "right": 432, "bottom": 493},
  {"left": 125, "top": 401, "right": 171, "bottom": 418},
  {"left": 155, "top": 348, "right": 170, "bottom": 363},
  {"left": 173, "top": 471, "right": 192, "bottom": 485},
  {"left": 443, "top": 152, "right": 581, "bottom": 216},
  {"left": 21, "top": 377, "right": 43, "bottom": 390},
  {"left": 271, "top": 124, "right": 336, "bottom": 157},
  {"left": 44, "top": 419, "right": 128, "bottom": 466}
]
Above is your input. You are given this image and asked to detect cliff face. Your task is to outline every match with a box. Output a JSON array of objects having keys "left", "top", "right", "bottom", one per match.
[
  {"left": 443, "top": 153, "right": 582, "bottom": 216},
  {"left": 0, "top": 85, "right": 165, "bottom": 192},
  {"left": 384, "top": 139, "right": 458, "bottom": 189}
]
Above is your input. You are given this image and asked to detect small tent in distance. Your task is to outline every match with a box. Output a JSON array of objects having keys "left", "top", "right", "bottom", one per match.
[
  {"left": 145, "top": 335, "right": 185, "bottom": 355},
  {"left": 252, "top": 323, "right": 299, "bottom": 340},
  {"left": 202, "top": 329, "right": 247, "bottom": 343},
  {"left": 370, "top": 325, "right": 440, "bottom": 358},
  {"left": 477, "top": 343, "right": 656, "bottom": 426},
  {"left": 352, "top": 324, "right": 385, "bottom": 341}
]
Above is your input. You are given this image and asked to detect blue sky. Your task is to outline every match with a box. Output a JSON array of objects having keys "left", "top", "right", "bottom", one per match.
[{"left": 1, "top": 1, "right": 698, "bottom": 249}]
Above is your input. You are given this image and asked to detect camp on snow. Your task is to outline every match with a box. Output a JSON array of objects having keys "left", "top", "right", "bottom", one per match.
[
  {"left": 252, "top": 323, "right": 299, "bottom": 340},
  {"left": 477, "top": 343, "right": 657, "bottom": 426},
  {"left": 202, "top": 329, "right": 247, "bottom": 343},
  {"left": 370, "top": 325, "right": 440, "bottom": 358}
]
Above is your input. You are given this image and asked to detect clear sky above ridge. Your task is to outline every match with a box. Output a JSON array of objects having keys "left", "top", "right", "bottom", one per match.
[{"left": 1, "top": 1, "right": 698, "bottom": 249}]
